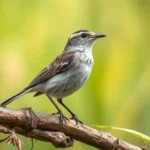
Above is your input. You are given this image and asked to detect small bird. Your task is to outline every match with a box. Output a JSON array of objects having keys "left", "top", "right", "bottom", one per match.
[{"left": 0, "top": 30, "right": 106, "bottom": 123}]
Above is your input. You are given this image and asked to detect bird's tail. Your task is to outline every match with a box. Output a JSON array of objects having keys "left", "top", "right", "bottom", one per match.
[{"left": 0, "top": 88, "right": 31, "bottom": 107}]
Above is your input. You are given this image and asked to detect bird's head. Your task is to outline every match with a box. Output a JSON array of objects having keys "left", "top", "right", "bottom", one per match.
[{"left": 64, "top": 30, "right": 106, "bottom": 52}]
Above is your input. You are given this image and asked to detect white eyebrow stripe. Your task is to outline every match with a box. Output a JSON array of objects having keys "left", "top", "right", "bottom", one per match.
[
  {"left": 70, "top": 31, "right": 95, "bottom": 40},
  {"left": 70, "top": 32, "right": 81, "bottom": 39},
  {"left": 70, "top": 32, "right": 87, "bottom": 40}
]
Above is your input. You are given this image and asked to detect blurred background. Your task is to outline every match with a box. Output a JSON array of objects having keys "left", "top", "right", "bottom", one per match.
[{"left": 0, "top": 0, "right": 150, "bottom": 150}]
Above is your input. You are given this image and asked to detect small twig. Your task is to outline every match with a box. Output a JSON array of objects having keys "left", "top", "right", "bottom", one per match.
[
  {"left": 7, "top": 131, "right": 23, "bottom": 150},
  {"left": 141, "top": 142, "right": 147, "bottom": 150},
  {"left": 0, "top": 136, "right": 10, "bottom": 143},
  {"left": 30, "top": 138, "right": 34, "bottom": 150},
  {"left": 0, "top": 125, "right": 23, "bottom": 150}
]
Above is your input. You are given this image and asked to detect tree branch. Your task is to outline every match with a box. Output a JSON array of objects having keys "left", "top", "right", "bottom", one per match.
[{"left": 0, "top": 107, "right": 143, "bottom": 150}]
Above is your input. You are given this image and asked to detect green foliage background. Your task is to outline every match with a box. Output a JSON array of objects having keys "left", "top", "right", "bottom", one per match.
[{"left": 0, "top": 0, "right": 150, "bottom": 150}]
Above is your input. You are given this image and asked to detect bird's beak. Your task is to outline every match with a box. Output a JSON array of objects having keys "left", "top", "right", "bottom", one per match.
[{"left": 94, "top": 34, "right": 106, "bottom": 39}]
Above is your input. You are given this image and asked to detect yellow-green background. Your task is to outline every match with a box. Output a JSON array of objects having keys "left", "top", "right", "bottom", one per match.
[{"left": 0, "top": 0, "right": 150, "bottom": 150}]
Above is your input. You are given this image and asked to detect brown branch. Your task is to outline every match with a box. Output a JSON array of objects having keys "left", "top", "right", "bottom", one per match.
[{"left": 0, "top": 107, "right": 143, "bottom": 150}]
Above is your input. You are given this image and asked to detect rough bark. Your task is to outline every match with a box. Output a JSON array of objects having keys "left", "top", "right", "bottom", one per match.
[{"left": 0, "top": 107, "right": 143, "bottom": 150}]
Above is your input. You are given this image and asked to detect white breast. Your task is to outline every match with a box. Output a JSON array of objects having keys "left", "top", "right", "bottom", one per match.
[{"left": 44, "top": 51, "right": 94, "bottom": 99}]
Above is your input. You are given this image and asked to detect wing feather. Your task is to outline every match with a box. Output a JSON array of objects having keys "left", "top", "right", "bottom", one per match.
[{"left": 26, "top": 51, "right": 75, "bottom": 88}]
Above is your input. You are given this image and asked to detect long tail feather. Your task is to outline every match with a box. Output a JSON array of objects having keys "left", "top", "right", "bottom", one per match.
[{"left": 0, "top": 88, "right": 31, "bottom": 107}]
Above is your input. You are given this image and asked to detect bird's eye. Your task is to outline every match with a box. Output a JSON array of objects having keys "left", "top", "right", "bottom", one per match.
[{"left": 81, "top": 33, "right": 87, "bottom": 38}]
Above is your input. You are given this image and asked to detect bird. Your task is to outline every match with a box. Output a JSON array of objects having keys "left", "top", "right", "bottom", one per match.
[{"left": 0, "top": 30, "right": 106, "bottom": 123}]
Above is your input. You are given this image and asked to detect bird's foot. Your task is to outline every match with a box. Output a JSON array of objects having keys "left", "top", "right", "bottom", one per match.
[
  {"left": 71, "top": 113, "right": 83, "bottom": 124},
  {"left": 52, "top": 110, "right": 69, "bottom": 123}
]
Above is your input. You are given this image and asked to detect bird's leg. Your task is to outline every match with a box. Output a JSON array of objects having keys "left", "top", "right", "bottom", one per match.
[
  {"left": 46, "top": 93, "right": 68, "bottom": 122},
  {"left": 57, "top": 98, "right": 83, "bottom": 124}
]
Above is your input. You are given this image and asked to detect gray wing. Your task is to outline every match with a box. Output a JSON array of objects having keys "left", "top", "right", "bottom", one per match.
[{"left": 26, "top": 51, "right": 75, "bottom": 89}]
